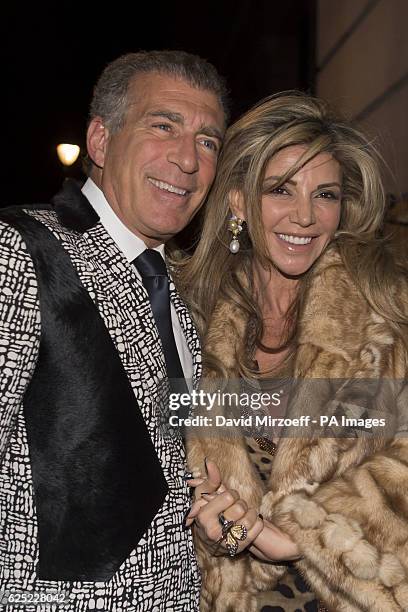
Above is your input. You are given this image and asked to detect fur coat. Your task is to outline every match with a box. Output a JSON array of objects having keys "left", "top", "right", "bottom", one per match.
[{"left": 188, "top": 247, "right": 408, "bottom": 611}]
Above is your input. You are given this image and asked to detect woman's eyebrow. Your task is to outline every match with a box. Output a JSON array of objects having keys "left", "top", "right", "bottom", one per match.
[
  {"left": 316, "top": 182, "right": 342, "bottom": 189},
  {"left": 264, "top": 175, "right": 297, "bottom": 185}
]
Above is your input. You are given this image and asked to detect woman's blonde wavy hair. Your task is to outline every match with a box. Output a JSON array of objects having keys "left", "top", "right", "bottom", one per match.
[{"left": 178, "top": 91, "right": 407, "bottom": 376}]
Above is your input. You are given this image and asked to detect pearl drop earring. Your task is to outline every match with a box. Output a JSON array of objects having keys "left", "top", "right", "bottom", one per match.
[{"left": 228, "top": 214, "right": 243, "bottom": 253}]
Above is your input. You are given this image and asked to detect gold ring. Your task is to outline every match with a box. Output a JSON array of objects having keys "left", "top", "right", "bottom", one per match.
[{"left": 218, "top": 514, "right": 248, "bottom": 557}]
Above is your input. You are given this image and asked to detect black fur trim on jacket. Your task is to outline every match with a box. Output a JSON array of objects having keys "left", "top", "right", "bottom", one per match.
[{"left": 51, "top": 179, "right": 99, "bottom": 232}]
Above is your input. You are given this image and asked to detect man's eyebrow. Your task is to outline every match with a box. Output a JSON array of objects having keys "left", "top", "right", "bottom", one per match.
[
  {"left": 147, "top": 110, "right": 184, "bottom": 124},
  {"left": 199, "top": 125, "right": 224, "bottom": 141},
  {"left": 147, "top": 110, "right": 224, "bottom": 142}
]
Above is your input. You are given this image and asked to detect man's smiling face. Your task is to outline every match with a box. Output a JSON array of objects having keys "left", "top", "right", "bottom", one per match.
[{"left": 87, "top": 72, "right": 225, "bottom": 247}]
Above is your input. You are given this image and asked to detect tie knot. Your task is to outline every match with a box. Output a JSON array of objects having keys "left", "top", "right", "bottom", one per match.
[{"left": 133, "top": 249, "right": 168, "bottom": 278}]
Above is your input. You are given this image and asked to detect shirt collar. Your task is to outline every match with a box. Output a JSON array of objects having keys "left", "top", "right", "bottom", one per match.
[{"left": 81, "top": 178, "right": 165, "bottom": 262}]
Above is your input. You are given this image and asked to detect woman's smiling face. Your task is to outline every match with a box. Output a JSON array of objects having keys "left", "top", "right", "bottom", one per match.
[{"left": 254, "top": 145, "right": 342, "bottom": 277}]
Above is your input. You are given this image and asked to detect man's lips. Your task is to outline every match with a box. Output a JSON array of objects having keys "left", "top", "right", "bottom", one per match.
[{"left": 147, "top": 177, "right": 192, "bottom": 196}]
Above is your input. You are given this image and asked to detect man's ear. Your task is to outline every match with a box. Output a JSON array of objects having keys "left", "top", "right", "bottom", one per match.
[
  {"left": 86, "top": 117, "right": 109, "bottom": 168},
  {"left": 228, "top": 189, "right": 246, "bottom": 221}
]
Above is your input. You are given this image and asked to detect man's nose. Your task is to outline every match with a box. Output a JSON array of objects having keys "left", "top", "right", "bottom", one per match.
[
  {"left": 167, "top": 135, "right": 199, "bottom": 174},
  {"left": 289, "top": 194, "right": 316, "bottom": 227}
]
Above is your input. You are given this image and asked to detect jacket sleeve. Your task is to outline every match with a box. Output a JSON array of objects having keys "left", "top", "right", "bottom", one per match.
[
  {"left": 0, "top": 221, "right": 41, "bottom": 461},
  {"left": 266, "top": 383, "right": 408, "bottom": 611}
]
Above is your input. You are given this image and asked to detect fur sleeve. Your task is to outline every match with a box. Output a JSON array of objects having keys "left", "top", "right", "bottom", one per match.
[
  {"left": 0, "top": 222, "right": 40, "bottom": 460},
  {"left": 264, "top": 388, "right": 408, "bottom": 611}
]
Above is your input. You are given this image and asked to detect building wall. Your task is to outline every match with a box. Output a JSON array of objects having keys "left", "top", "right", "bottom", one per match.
[{"left": 316, "top": 0, "right": 408, "bottom": 197}]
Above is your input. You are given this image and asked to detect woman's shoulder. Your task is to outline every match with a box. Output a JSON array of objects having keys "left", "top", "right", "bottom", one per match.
[
  {"left": 308, "top": 242, "right": 408, "bottom": 313},
  {"left": 298, "top": 244, "right": 408, "bottom": 371}
]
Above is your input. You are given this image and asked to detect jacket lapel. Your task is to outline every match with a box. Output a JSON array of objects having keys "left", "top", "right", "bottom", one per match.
[{"left": 169, "top": 278, "right": 201, "bottom": 385}]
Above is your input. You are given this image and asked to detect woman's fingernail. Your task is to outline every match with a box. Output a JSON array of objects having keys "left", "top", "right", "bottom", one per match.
[
  {"left": 183, "top": 470, "right": 202, "bottom": 480},
  {"left": 201, "top": 492, "right": 212, "bottom": 498},
  {"left": 182, "top": 507, "right": 192, "bottom": 531}
]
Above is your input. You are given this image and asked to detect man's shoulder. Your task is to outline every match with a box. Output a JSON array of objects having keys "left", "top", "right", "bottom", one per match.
[
  {"left": 0, "top": 205, "right": 41, "bottom": 246},
  {"left": 0, "top": 203, "right": 52, "bottom": 226},
  {"left": 0, "top": 204, "right": 80, "bottom": 238},
  {"left": 0, "top": 205, "right": 82, "bottom": 267},
  {"left": 0, "top": 208, "right": 43, "bottom": 276},
  {"left": 0, "top": 205, "right": 54, "bottom": 242},
  {"left": 0, "top": 178, "right": 96, "bottom": 239}
]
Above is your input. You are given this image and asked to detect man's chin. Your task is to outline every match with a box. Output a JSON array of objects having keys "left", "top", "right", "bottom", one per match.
[
  {"left": 141, "top": 227, "right": 184, "bottom": 248},
  {"left": 151, "top": 220, "right": 195, "bottom": 240}
]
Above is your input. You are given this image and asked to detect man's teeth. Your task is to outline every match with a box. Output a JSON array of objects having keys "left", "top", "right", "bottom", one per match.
[
  {"left": 149, "top": 178, "right": 187, "bottom": 195},
  {"left": 278, "top": 234, "right": 313, "bottom": 245}
]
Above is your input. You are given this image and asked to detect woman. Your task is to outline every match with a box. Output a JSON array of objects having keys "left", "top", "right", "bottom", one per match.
[{"left": 181, "top": 92, "right": 408, "bottom": 611}]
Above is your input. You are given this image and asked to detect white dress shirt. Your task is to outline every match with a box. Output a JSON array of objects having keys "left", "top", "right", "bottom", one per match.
[{"left": 82, "top": 178, "right": 193, "bottom": 379}]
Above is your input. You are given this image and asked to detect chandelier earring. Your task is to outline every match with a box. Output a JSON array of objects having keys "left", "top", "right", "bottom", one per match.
[{"left": 228, "top": 214, "right": 244, "bottom": 254}]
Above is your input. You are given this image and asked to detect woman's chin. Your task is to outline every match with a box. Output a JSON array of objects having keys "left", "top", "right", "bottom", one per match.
[{"left": 272, "top": 259, "right": 316, "bottom": 279}]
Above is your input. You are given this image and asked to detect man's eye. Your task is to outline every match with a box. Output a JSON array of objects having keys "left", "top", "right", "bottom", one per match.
[
  {"left": 200, "top": 138, "right": 218, "bottom": 152},
  {"left": 153, "top": 123, "right": 172, "bottom": 132}
]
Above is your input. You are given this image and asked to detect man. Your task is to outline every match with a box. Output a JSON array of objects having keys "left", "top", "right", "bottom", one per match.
[{"left": 0, "top": 50, "right": 227, "bottom": 611}]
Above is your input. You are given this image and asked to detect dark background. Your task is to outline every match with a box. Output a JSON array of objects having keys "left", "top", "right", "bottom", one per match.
[{"left": 3, "top": 1, "right": 315, "bottom": 206}]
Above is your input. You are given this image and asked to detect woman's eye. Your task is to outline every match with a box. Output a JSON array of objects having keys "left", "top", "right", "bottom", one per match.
[
  {"left": 270, "top": 186, "right": 289, "bottom": 195},
  {"left": 317, "top": 191, "right": 340, "bottom": 200}
]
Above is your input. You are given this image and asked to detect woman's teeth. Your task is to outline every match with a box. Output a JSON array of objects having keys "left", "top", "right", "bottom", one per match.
[{"left": 277, "top": 234, "right": 313, "bottom": 245}]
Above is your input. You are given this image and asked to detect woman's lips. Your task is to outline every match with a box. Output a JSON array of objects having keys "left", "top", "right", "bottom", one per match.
[{"left": 275, "top": 233, "right": 317, "bottom": 251}]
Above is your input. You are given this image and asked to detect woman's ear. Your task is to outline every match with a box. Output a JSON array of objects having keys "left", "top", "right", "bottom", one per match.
[
  {"left": 86, "top": 117, "right": 109, "bottom": 168},
  {"left": 228, "top": 189, "right": 246, "bottom": 221}
]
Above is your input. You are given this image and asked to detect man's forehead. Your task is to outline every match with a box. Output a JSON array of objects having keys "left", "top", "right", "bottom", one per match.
[{"left": 127, "top": 71, "right": 225, "bottom": 126}]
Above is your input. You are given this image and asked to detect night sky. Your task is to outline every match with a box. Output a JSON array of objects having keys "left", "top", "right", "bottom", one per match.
[{"left": 3, "top": 1, "right": 314, "bottom": 206}]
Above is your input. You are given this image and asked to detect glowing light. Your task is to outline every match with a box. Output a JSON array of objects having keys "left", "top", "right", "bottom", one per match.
[{"left": 56, "top": 143, "right": 80, "bottom": 166}]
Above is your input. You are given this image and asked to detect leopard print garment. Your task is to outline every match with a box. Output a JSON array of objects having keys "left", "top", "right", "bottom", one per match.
[
  {"left": 242, "top": 322, "right": 329, "bottom": 612},
  {"left": 246, "top": 438, "right": 329, "bottom": 612}
]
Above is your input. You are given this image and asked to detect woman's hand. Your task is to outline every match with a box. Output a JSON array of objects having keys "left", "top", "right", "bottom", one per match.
[
  {"left": 185, "top": 459, "right": 263, "bottom": 555},
  {"left": 249, "top": 518, "right": 300, "bottom": 561},
  {"left": 185, "top": 459, "right": 300, "bottom": 561}
]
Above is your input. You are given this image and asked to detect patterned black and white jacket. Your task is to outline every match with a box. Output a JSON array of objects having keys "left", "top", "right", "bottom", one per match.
[{"left": 0, "top": 180, "right": 201, "bottom": 611}]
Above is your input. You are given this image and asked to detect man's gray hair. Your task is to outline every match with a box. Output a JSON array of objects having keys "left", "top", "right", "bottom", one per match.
[{"left": 90, "top": 50, "right": 229, "bottom": 132}]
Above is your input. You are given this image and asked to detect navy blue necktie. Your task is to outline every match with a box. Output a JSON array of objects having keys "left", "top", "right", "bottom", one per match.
[{"left": 133, "top": 249, "right": 188, "bottom": 396}]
